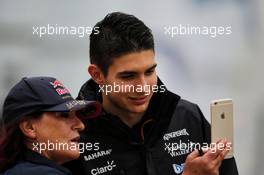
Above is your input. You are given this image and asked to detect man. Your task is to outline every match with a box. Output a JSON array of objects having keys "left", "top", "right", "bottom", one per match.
[{"left": 66, "top": 12, "right": 239, "bottom": 175}]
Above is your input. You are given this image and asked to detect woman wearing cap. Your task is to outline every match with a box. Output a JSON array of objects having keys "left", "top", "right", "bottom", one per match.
[{"left": 0, "top": 77, "right": 100, "bottom": 175}]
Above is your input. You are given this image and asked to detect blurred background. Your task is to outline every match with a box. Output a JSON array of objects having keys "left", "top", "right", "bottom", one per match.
[{"left": 0, "top": 0, "right": 263, "bottom": 174}]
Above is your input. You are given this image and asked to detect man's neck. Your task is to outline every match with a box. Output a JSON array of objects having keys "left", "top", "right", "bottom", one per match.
[{"left": 102, "top": 99, "right": 144, "bottom": 128}]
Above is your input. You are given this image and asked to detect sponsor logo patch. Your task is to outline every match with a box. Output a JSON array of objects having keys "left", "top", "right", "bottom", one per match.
[
  {"left": 84, "top": 149, "right": 112, "bottom": 161},
  {"left": 163, "top": 128, "right": 189, "bottom": 141},
  {"left": 172, "top": 163, "right": 185, "bottom": 174},
  {"left": 91, "top": 160, "right": 116, "bottom": 175}
]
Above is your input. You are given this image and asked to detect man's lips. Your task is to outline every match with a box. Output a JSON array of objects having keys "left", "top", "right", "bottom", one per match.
[
  {"left": 70, "top": 136, "right": 80, "bottom": 143},
  {"left": 128, "top": 96, "right": 148, "bottom": 105}
]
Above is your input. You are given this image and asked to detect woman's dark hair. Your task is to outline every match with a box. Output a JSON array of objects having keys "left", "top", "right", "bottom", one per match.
[
  {"left": 90, "top": 12, "right": 155, "bottom": 76},
  {"left": 0, "top": 113, "right": 42, "bottom": 172}
]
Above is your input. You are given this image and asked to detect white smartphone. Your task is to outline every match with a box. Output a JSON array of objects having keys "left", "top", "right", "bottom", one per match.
[{"left": 210, "top": 99, "right": 234, "bottom": 159}]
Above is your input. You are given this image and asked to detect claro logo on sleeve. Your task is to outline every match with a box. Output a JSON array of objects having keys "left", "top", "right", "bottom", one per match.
[{"left": 91, "top": 160, "right": 116, "bottom": 175}]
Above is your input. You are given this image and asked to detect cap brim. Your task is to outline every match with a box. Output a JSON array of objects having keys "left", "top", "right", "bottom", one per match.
[{"left": 42, "top": 100, "right": 101, "bottom": 119}]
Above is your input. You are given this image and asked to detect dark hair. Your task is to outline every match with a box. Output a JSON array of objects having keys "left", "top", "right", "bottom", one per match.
[
  {"left": 0, "top": 113, "right": 42, "bottom": 172},
  {"left": 90, "top": 12, "right": 155, "bottom": 76}
]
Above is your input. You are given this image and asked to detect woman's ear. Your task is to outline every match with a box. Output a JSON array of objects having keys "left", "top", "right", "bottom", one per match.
[
  {"left": 88, "top": 64, "right": 105, "bottom": 85},
  {"left": 19, "top": 120, "right": 37, "bottom": 139}
]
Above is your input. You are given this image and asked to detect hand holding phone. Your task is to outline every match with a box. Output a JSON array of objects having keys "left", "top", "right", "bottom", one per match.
[{"left": 210, "top": 99, "right": 234, "bottom": 159}]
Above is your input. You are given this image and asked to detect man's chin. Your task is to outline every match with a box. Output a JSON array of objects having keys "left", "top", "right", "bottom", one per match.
[{"left": 128, "top": 104, "right": 149, "bottom": 114}]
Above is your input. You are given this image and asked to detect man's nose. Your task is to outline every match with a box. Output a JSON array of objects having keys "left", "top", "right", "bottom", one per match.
[
  {"left": 72, "top": 116, "right": 85, "bottom": 131},
  {"left": 136, "top": 75, "right": 147, "bottom": 87},
  {"left": 135, "top": 75, "right": 150, "bottom": 94}
]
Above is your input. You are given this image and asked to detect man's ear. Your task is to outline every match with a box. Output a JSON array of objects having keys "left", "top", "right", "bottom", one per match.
[
  {"left": 88, "top": 64, "right": 105, "bottom": 85},
  {"left": 19, "top": 120, "right": 37, "bottom": 139}
]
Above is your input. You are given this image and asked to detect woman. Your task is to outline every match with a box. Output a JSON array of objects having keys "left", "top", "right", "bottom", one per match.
[{"left": 0, "top": 76, "right": 101, "bottom": 175}]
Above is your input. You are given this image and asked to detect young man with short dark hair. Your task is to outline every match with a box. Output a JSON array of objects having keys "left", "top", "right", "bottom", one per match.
[{"left": 66, "top": 12, "right": 239, "bottom": 175}]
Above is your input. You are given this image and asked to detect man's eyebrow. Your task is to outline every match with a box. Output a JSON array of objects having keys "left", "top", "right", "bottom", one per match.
[
  {"left": 117, "top": 64, "right": 157, "bottom": 75},
  {"left": 117, "top": 71, "right": 136, "bottom": 76},
  {"left": 145, "top": 64, "right": 157, "bottom": 71}
]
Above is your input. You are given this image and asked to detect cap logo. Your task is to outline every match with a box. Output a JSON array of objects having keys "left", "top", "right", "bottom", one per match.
[
  {"left": 56, "top": 88, "right": 70, "bottom": 96},
  {"left": 50, "top": 79, "right": 70, "bottom": 96},
  {"left": 66, "top": 100, "right": 87, "bottom": 110},
  {"left": 50, "top": 80, "right": 64, "bottom": 88}
]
